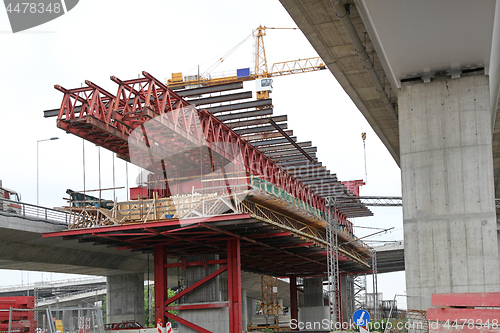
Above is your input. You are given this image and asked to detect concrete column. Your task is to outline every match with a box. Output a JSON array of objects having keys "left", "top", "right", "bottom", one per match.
[
  {"left": 399, "top": 75, "right": 500, "bottom": 311},
  {"left": 341, "top": 274, "right": 354, "bottom": 323},
  {"left": 246, "top": 297, "right": 256, "bottom": 329},
  {"left": 298, "top": 277, "right": 328, "bottom": 324},
  {"left": 106, "top": 273, "right": 145, "bottom": 325}
]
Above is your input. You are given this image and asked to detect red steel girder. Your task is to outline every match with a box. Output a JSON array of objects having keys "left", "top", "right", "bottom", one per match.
[{"left": 54, "top": 71, "right": 340, "bottom": 214}]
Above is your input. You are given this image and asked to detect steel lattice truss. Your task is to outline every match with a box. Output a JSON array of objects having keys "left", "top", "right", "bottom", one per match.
[
  {"left": 329, "top": 196, "right": 500, "bottom": 208},
  {"left": 55, "top": 71, "right": 327, "bottom": 212},
  {"left": 326, "top": 196, "right": 403, "bottom": 207}
]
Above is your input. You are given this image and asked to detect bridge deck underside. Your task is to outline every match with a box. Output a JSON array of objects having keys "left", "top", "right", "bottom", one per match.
[{"left": 44, "top": 214, "right": 370, "bottom": 277}]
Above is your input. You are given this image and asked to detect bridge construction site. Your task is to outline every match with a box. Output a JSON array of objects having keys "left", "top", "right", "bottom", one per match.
[
  {"left": 2, "top": 1, "right": 500, "bottom": 333},
  {"left": 41, "top": 63, "right": 376, "bottom": 330}
]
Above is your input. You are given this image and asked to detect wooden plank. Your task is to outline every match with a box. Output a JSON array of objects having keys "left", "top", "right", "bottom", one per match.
[
  {"left": 427, "top": 308, "right": 500, "bottom": 322},
  {"left": 432, "top": 293, "right": 500, "bottom": 307}
]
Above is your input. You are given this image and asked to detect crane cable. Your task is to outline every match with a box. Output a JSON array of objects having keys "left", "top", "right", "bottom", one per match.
[
  {"left": 202, "top": 31, "right": 254, "bottom": 77},
  {"left": 362, "top": 131, "right": 367, "bottom": 183}
]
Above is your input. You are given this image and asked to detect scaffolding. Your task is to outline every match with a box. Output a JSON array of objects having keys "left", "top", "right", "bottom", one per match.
[{"left": 325, "top": 201, "right": 340, "bottom": 325}]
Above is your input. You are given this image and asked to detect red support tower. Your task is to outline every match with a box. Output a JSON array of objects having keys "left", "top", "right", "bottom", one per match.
[
  {"left": 154, "top": 245, "right": 168, "bottom": 328},
  {"left": 289, "top": 275, "right": 298, "bottom": 330},
  {"left": 153, "top": 239, "right": 242, "bottom": 333}
]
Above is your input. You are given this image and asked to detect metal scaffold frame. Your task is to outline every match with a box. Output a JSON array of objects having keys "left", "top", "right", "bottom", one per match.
[
  {"left": 325, "top": 202, "right": 340, "bottom": 325},
  {"left": 371, "top": 249, "right": 379, "bottom": 320}
]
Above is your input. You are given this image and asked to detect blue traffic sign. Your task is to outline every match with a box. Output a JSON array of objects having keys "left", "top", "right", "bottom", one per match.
[{"left": 353, "top": 309, "right": 370, "bottom": 327}]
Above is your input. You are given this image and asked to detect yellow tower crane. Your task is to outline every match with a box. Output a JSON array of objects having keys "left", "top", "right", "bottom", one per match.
[{"left": 167, "top": 25, "right": 327, "bottom": 99}]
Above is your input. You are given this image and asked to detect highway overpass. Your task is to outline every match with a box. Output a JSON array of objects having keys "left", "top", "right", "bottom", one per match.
[{"left": 280, "top": 0, "right": 500, "bottom": 310}]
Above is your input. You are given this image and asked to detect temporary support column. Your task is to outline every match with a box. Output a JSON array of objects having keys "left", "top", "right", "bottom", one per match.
[
  {"left": 289, "top": 275, "right": 298, "bottom": 330},
  {"left": 399, "top": 75, "right": 500, "bottom": 311},
  {"left": 156, "top": 239, "right": 242, "bottom": 333},
  {"left": 227, "top": 239, "right": 242, "bottom": 333},
  {"left": 154, "top": 245, "right": 168, "bottom": 327}
]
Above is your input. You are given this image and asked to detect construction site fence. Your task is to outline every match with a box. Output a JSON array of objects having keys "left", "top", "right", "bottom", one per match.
[
  {"left": 0, "top": 198, "right": 70, "bottom": 225},
  {"left": 0, "top": 303, "right": 104, "bottom": 333}
]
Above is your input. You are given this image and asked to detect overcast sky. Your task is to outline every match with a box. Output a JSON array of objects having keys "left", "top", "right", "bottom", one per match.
[{"left": 0, "top": 0, "right": 404, "bottom": 299}]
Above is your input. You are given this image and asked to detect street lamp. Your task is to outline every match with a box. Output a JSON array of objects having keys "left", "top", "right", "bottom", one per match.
[{"left": 37, "top": 137, "right": 59, "bottom": 206}]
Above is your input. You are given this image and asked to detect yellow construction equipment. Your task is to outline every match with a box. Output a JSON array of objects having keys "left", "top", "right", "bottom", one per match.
[{"left": 167, "top": 26, "right": 327, "bottom": 99}]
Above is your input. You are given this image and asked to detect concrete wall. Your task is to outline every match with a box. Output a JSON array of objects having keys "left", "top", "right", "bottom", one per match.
[
  {"left": 106, "top": 274, "right": 145, "bottom": 325},
  {"left": 178, "top": 307, "right": 229, "bottom": 333},
  {"left": 399, "top": 75, "right": 500, "bottom": 310},
  {"left": 302, "top": 277, "right": 323, "bottom": 307},
  {"left": 298, "top": 306, "right": 329, "bottom": 329}
]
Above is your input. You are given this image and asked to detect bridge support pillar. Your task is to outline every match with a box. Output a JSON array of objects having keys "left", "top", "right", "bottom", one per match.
[
  {"left": 341, "top": 274, "right": 354, "bottom": 324},
  {"left": 399, "top": 75, "right": 500, "bottom": 311},
  {"left": 106, "top": 273, "right": 145, "bottom": 325},
  {"left": 298, "top": 277, "right": 329, "bottom": 326}
]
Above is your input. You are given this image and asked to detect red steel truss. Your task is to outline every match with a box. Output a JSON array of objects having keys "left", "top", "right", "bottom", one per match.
[
  {"left": 55, "top": 71, "right": 330, "bottom": 212},
  {"left": 155, "top": 240, "right": 242, "bottom": 333}
]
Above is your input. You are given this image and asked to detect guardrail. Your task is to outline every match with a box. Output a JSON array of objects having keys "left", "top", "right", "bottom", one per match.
[
  {"left": 0, "top": 198, "right": 71, "bottom": 225},
  {"left": 38, "top": 287, "right": 106, "bottom": 304},
  {"left": 0, "top": 277, "right": 106, "bottom": 292}
]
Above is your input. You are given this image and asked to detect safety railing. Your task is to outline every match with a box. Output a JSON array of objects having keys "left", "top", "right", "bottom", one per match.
[
  {"left": 0, "top": 198, "right": 71, "bottom": 225},
  {"left": 0, "top": 276, "right": 106, "bottom": 292},
  {"left": 38, "top": 287, "right": 105, "bottom": 303}
]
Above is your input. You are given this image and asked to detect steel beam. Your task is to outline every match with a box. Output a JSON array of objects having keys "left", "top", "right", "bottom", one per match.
[
  {"left": 217, "top": 108, "right": 273, "bottom": 121},
  {"left": 269, "top": 118, "right": 316, "bottom": 163},
  {"left": 266, "top": 147, "right": 317, "bottom": 158},
  {"left": 235, "top": 123, "right": 288, "bottom": 135},
  {"left": 227, "top": 239, "right": 242, "bottom": 333},
  {"left": 276, "top": 157, "right": 319, "bottom": 166},
  {"left": 273, "top": 151, "right": 316, "bottom": 161},
  {"left": 258, "top": 141, "right": 312, "bottom": 153},
  {"left": 244, "top": 130, "right": 293, "bottom": 141},
  {"left": 283, "top": 163, "right": 325, "bottom": 171},
  {"left": 173, "top": 81, "right": 244, "bottom": 97},
  {"left": 207, "top": 99, "right": 272, "bottom": 114},
  {"left": 154, "top": 245, "right": 167, "bottom": 327},
  {"left": 187, "top": 91, "right": 252, "bottom": 106},
  {"left": 251, "top": 137, "right": 297, "bottom": 147},
  {"left": 226, "top": 115, "right": 287, "bottom": 129}
]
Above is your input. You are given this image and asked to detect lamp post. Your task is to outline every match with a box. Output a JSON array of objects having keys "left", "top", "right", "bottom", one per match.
[{"left": 37, "top": 137, "right": 59, "bottom": 206}]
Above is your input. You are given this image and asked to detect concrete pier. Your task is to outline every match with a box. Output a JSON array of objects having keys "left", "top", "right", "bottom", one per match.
[
  {"left": 106, "top": 274, "right": 145, "bottom": 325},
  {"left": 399, "top": 75, "right": 500, "bottom": 310},
  {"left": 298, "top": 277, "right": 329, "bottom": 325}
]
